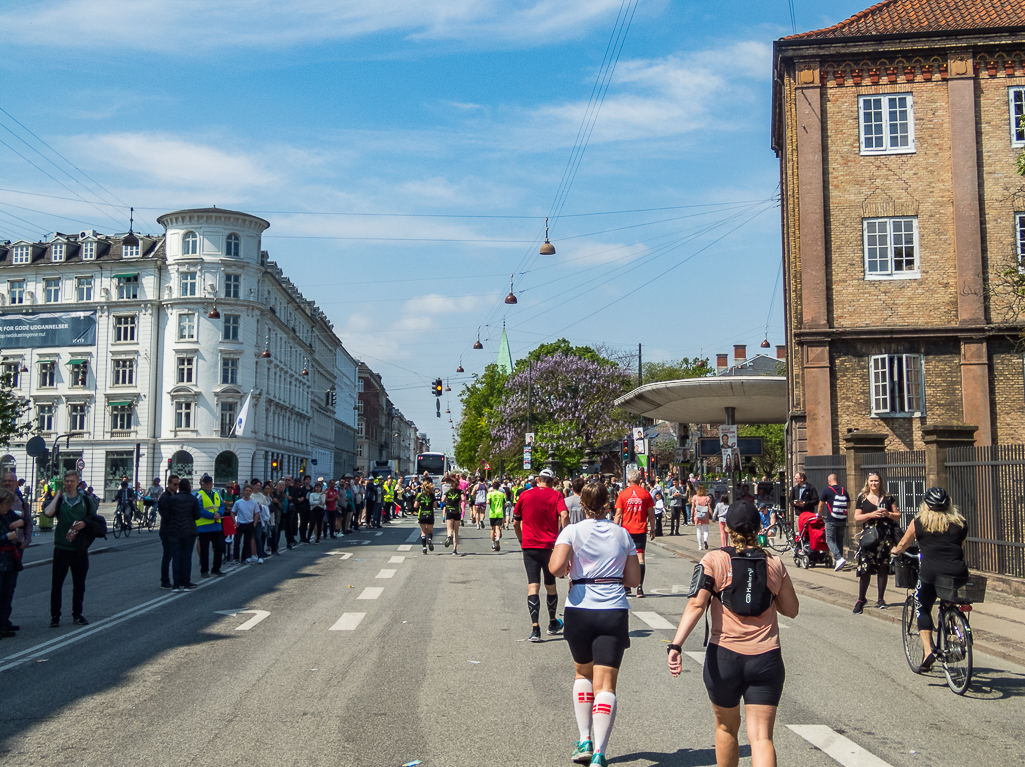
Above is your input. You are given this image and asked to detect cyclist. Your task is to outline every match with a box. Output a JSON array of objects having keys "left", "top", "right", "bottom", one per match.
[
  {"left": 114, "top": 477, "right": 136, "bottom": 530},
  {"left": 144, "top": 477, "right": 162, "bottom": 525},
  {"left": 892, "top": 487, "right": 968, "bottom": 673}
]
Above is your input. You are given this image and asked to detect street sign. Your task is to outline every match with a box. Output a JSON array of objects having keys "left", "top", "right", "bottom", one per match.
[
  {"left": 523, "top": 460, "right": 532, "bottom": 470},
  {"left": 626, "top": 462, "right": 638, "bottom": 474},
  {"left": 76, "top": 458, "right": 85, "bottom": 472}
]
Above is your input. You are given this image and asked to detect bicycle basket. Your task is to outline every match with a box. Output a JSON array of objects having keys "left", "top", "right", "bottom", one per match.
[
  {"left": 894, "top": 556, "right": 920, "bottom": 589},
  {"left": 934, "top": 573, "right": 987, "bottom": 604}
]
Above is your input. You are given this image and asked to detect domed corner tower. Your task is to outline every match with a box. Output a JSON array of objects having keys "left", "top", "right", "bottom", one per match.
[{"left": 156, "top": 208, "right": 270, "bottom": 265}]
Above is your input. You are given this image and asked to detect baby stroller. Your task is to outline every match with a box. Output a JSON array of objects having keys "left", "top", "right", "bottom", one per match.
[{"left": 794, "top": 511, "right": 833, "bottom": 569}]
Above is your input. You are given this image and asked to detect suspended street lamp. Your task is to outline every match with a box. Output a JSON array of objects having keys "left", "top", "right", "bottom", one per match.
[
  {"left": 539, "top": 216, "right": 555, "bottom": 256},
  {"left": 208, "top": 304, "right": 221, "bottom": 319},
  {"left": 473, "top": 327, "right": 484, "bottom": 350},
  {"left": 760, "top": 338, "right": 771, "bottom": 349},
  {"left": 504, "top": 274, "right": 518, "bottom": 304},
  {"left": 261, "top": 332, "right": 272, "bottom": 358}
]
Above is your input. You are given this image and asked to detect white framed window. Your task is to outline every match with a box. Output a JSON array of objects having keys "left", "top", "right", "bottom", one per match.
[
  {"left": 180, "top": 271, "right": 197, "bottom": 297},
  {"left": 38, "top": 361, "right": 56, "bottom": 388},
  {"left": 174, "top": 401, "right": 194, "bottom": 429},
  {"left": 357, "top": 400, "right": 364, "bottom": 414},
  {"left": 52, "top": 243, "right": 65, "bottom": 262},
  {"left": 221, "top": 357, "right": 239, "bottom": 385},
  {"left": 859, "top": 94, "right": 915, "bottom": 154},
  {"left": 2, "top": 362, "right": 20, "bottom": 387},
  {"left": 226, "top": 233, "right": 241, "bottom": 258},
  {"left": 1016, "top": 213, "right": 1025, "bottom": 269},
  {"left": 123, "top": 243, "right": 140, "bottom": 258},
  {"left": 116, "top": 275, "right": 139, "bottom": 299},
  {"left": 871, "top": 354, "right": 924, "bottom": 415},
  {"left": 12, "top": 245, "right": 30, "bottom": 264},
  {"left": 113, "top": 358, "right": 135, "bottom": 386},
  {"left": 220, "top": 402, "right": 236, "bottom": 437},
  {"left": 177, "top": 355, "right": 195, "bottom": 384},
  {"left": 224, "top": 273, "right": 241, "bottom": 298},
  {"left": 76, "top": 277, "right": 93, "bottom": 301},
  {"left": 1011, "top": 87, "right": 1025, "bottom": 147},
  {"left": 358, "top": 419, "right": 365, "bottom": 437},
  {"left": 110, "top": 404, "right": 133, "bottom": 431},
  {"left": 36, "top": 404, "right": 54, "bottom": 432},
  {"left": 358, "top": 379, "right": 364, "bottom": 393},
  {"left": 182, "top": 231, "right": 199, "bottom": 255},
  {"left": 44, "top": 278, "right": 60, "bottom": 303},
  {"left": 223, "top": 313, "right": 240, "bottom": 341},
  {"left": 8, "top": 280, "right": 24, "bottom": 305},
  {"left": 178, "top": 313, "right": 195, "bottom": 340},
  {"left": 113, "top": 315, "right": 137, "bottom": 343},
  {"left": 357, "top": 444, "right": 364, "bottom": 458},
  {"left": 81, "top": 241, "right": 96, "bottom": 260},
  {"left": 864, "top": 217, "right": 919, "bottom": 279},
  {"left": 69, "top": 403, "right": 87, "bottom": 432},
  {"left": 69, "top": 360, "right": 88, "bottom": 387}
]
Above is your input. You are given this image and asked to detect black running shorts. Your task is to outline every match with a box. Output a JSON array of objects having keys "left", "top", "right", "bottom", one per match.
[
  {"left": 418, "top": 515, "right": 435, "bottom": 526},
  {"left": 522, "top": 547, "right": 556, "bottom": 586},
  {"left": 702, "top": 644, "right": 785, "bottom": 708},
  {"left": 489, "top": 517, "right": 504, "bottom": 527},
  {"left": 629, "top": 532, "right": 648, "bottom": 552},
  {"left": 564, "top": 607, "right": 631, "bottom": 669},
  {"left": 445, "top": 510, "right": 462, "bottom": 521}
]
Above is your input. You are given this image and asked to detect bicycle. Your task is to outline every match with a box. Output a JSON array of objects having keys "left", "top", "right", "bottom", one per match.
[
  {"left": 897, "top": 551, "right": 985, "bottom": 695},
  {"left": 765, "top": 513, "right": 796, "bottom": 553},
  {"left": 111, "top": 507, "right": 132, "bottom": 538}
]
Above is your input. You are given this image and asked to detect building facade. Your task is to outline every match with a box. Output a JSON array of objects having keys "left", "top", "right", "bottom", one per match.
[{"left": 772, "top": 0, "right": 1025, "bottom": 468}]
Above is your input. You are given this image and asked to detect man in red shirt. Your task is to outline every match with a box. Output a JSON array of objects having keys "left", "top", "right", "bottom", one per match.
[
  {"left": 514, "top": 467, "right": 568, "bottom": 643},
  {"left": 614, "top": 470, "right": 655, "bottom": 598}
]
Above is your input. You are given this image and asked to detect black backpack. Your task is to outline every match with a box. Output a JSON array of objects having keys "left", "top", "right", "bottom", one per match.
[{"left": 716, "top": 547, "right": 774, "bottom": 617}]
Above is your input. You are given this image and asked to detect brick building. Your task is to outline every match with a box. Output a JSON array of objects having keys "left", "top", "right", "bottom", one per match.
[{"left": 772, "top": 0, "right": 1025, "bottom": 469}]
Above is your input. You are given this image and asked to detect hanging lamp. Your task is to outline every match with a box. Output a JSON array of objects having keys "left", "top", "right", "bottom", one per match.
[
  {"left": 301, "top": 358, "right": 309, "bottom": 376},
  {"left": 539, "top": 217, "right": 555, "bottom": 255},
  {"left": 456, "top": 360, "right": 464, "bottom": 373},
  {"left": 504, "top": 273, "right": 518, "bottom": 304},
  {"left": 122, "top": 207, "right": 139, "bottom": 249},
  {"left": 261, "top": 332, "right": 272, "bottom": 358},
  {"left": 760, "top": 338, "right": 771, "bottom": 348},
  {"left": 208, "top": 304, "right": 221, "bottom": 319},
  {"left": 473, "top": 327, "right": 483, "bottom": 350}
]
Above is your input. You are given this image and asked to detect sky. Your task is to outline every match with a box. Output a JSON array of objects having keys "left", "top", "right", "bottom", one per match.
[{"left": 0, "top": 0, "right": 872, "bottom": 455}]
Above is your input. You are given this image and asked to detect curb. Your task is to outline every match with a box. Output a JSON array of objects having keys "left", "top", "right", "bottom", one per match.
[
  {"left": 22, "top": 535, "right": 161, "bottom": 570},
  {"left": 651, "top": 538, "right": 1025, "bottom": 669}
]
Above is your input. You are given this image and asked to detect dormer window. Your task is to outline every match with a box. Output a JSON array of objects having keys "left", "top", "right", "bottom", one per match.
[
  {"left": 12, "top": 246, "right": 30, "bottom": 264},
  {"left": 183, "top": 231, "right": 199, "bottom": 256},
  {"left": 123, "top": 243, "right": 140, "bottom": 258},
  {"left": 226, "top": 233, "right": 241, "bottom": 258},
  {"left": 52, "top": 243, "right": 65, "bottom": 262},
  {"left": 81, "top": 242, "right": 96, "bottom": 260}
]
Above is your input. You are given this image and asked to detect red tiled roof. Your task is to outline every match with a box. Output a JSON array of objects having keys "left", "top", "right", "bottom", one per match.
[{"left": 784, "top": 0, "right": 1025, "bottom": 41}]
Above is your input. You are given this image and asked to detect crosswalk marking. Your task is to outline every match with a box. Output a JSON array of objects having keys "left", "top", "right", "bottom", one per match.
[
  {"left": 339, "top": 553, "right": 352, "bottom": 560},
  {"left": 389, "top": 556, "right": 405, "bottom": 564},
  {"left": 376, "top": 569, "right": 396, "bottom": 579},
  {"left": 357, "top": 587, "right": 384, "bottom": 600},
  {"left": 405, "top": 529, "right": 422, "bottom": 543},
  {"left": 397, "top": 545, "right": 412, "bottom": 551},
  {"left": 787, "top": 725, "right": 894, "bottom": 767},
  {"left": 330, "top": 613, "right": 366, "bottom": 631},
  {"left": 685, "top": 651, "right": 704, "bottom": 665},
  {"left": 375, "top": 532, "right": 383, "bottom": 537},
  {"left": 632, "top": 612, "right": 676, "bottom": 629}
]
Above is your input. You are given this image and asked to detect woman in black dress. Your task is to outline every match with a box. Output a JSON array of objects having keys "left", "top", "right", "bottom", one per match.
[{"left": 853, "top": 472, "right": 901, "bottom": 613}]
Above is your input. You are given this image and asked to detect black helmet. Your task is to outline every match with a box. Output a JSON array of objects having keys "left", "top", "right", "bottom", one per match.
[{"left": 924, "top": 487, "right": 950, "bottom": 511}]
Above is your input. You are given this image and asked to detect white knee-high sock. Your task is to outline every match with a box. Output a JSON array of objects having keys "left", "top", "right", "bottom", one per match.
[
  {"left": 572, "top": 679, "right": 594, "bottom": 742},
  {"left": 697, "top": 526, "right": 703, "bottom": 546},
  {"left": 592, "top": 691, "right": 617, "bottom": 755}
]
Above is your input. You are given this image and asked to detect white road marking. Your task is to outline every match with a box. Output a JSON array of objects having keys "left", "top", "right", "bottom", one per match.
[
  {"left": 389, "top": 556, "right": 405, "bottom": 564},
  {"left": 339, "top": 553, "right": 352, "bottom": 560},
  {"left": 375, "top": 531, "right": 383, "bottom": 537},
  {"left": 376, "top": 569, "right": 396, "bottom": 579},
  {"left": 632, "top": 611, "right": 676, "bottom": 629},
  {"left": 685, "top": 651, "right": 705, "bottom": 665},
  {"left": 405, "top": 529, "right": 422, "bottom": 543},
  {"left": 360, "top": 540, "right": 370, "bottom": 545},
  {"left": 357, "top": 587, "right": 384, "bottom": 600},
  {"left": 397, "top": 545, "right": 412, "bottom": 551},
  {"left": 787, "top": 725, "right": 894, "bottom": 767},
  {"left": 215, "top": 609, "right": 270, "bottom": 631},
  {"left": 330, "top": 613, "right": 366, "bottom": 631}
]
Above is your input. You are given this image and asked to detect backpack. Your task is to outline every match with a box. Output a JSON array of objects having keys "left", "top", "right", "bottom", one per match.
[
  {"left": 716, "top": 547, "right": 774, "bottom": 617},
  {"left": 827, "top": 486, "right": 850, "bottom": 519},
  {"left": 475, "top": 484, "right": 487, "bottom": 504}
]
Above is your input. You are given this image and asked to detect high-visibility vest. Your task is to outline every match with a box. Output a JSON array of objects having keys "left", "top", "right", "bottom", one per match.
[
  {"left": 196, "top": 490, "right": 222, "bottom": 529},
  {"left": 383, "top": 482, "right": 394, "bottom": 503}
]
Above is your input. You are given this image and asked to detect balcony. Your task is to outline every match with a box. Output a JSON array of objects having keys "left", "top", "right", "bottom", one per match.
[{"left": 110, "top": 430, "right": 136, "bottom": 439}]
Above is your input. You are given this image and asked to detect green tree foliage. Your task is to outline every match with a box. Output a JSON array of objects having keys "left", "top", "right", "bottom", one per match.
[
  {"left": 517, "top": 338, "right": 616, "bottom": 372},
  {"left": 0, "top": 372, "right": 30, "bottom": 448},
  {"left": 642, "top": 357, "right": 711, "bottom": 383},
  {"left": 739, "top": 423, "right": 785, "bottom": 477},
  {"left": 453, "top": 363, "right": 509, "bottom": 471}
]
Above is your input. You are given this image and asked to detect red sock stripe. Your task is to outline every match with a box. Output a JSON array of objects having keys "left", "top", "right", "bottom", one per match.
[
  {"left": 577, "top": 692, "right": 594, "bottom": 703},
  {"left": 593, "top": 703, "right": 612, "bottom": 716}
]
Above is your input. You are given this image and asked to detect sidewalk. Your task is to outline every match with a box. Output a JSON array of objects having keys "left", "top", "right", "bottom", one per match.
[{"left": 652, "top": 525, "right": 1025, "bottom": 669}]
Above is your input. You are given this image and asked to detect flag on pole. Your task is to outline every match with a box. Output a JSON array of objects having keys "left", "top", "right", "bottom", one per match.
[{"left": 234, "top": 391, "right": 253, "bottom": 437}]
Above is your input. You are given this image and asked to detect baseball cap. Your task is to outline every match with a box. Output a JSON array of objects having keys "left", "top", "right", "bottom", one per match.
[
  {"left": 539, "top": 468, "right": 556, "bottom": 479},
  {"left": 725, "top": 500, "right": 760, "bottom": 531},
  {"left": 528, "top": 475, "right": 536, "bottom": 481},
  {"left": 201, "top": 474, "right": 213, "bottom": 483}
]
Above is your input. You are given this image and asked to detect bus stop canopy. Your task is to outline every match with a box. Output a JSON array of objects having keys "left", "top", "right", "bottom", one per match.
[{"left": 614, "top": 376, "right": 787, "bottom": 424}]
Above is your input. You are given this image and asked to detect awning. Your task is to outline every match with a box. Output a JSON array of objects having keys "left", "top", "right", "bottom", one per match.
[
  {"left": 66, "top": 358, "right": 87, "bottom": 366},
  {"left": 614, "top": 376, "right": 788, "bottom": 424},
  {"left": 107, "top": 400, "right": 132, "bottom": 408},
  {"left": 112, "top": 273, "right": 138, "bottom": 279}
]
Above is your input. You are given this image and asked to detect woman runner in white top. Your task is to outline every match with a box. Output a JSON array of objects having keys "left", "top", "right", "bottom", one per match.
[{"left": 550, "top": 482, "right": 640, "bottom": 767}]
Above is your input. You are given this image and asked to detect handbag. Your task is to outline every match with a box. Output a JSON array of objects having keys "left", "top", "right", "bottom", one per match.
[{"left": 859, "top": 524, "right": 881, "bottom": 550}]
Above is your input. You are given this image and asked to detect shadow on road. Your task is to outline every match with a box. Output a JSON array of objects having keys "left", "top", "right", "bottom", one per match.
[{"left": 609, "top": 745, "right": 750, "bottom": 766}]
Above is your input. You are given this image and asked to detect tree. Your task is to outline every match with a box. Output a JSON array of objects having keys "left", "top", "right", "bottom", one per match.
[
  {"left": 642, "top": 356, "right": 711, "bottom": 384},
  {"left": 739, "top": 423, "right": 785, "bottom": 477},
  {"left": 453, "top": 363, "right": 509, "bottom": 471}
]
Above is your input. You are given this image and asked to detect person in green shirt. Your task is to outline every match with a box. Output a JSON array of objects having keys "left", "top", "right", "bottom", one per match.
[
  {"left": 414, "top": 481, "right": 437, "bottom": 555},
  {"left": 43, "top": 469, "right": 97, "bottom": 627},
  {"left": 487, "top": 479, "right": 507, "bottom": 551}
]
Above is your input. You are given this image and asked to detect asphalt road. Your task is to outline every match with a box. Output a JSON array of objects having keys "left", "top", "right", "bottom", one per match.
[{"left": 2, "top": 520, "right": 1023, "bottom": 767}]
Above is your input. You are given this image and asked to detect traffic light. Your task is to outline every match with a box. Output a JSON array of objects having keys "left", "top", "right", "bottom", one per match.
[
  {"left": 433, "top": 378, "right": 443, "bottom": 397},
  {"left": 622, "top": 437, "right": 630, "bottom": 461},
  {"left": 271, "top": 459, "right": 279, "bottom": 470},
  {"left": 167, "top": 458, "right": 172, "bottom": 470}
]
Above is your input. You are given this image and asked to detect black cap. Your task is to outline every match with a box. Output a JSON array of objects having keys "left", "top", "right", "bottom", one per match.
[
  {"left": 201, "top": 474, "right": 213, "bottom": 483},
  {"left": 725, "top": 500, "right": 760, "bottom": 531}
]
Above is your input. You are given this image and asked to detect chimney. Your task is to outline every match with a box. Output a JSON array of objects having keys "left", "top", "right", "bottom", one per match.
[
  {"left": 776, "top": 345, "right": 787, "bottom": 360},
  {"left": 734, "top": 344, "right": 747, "bottom": 362},
  {"left": 716, "top": 353, "right": 728, "bottom": 373}
]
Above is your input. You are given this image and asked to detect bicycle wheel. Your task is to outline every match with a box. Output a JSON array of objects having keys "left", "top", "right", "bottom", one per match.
[
  {"left": 942, "top": 609, "right": 973, "bottom": 695},
  {"left": 112, "top": 512, "right": 123, "bottom": 538},
  {"left": 902, "top": 596, "right": 924, "bottom": 673},
  {"left": 767, "top": 525, "right": 791, "bottom": 553},
  {"left": 123, "top": 512, "right": 132, "bottom": 537}
]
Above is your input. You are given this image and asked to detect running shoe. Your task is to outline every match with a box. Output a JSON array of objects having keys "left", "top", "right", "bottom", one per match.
[
  {"left": 452, "top": 549, "right": 459, "bottom": 556},
  {"left": 635, "top": 587, "right": 645, "bottom": 599},
  {"left": 491, "top": 541, "right": 496, "bottom": 551},
  {"left": 494, "top": 539, "right": 500, "bottom": 552},
  {"left": 422, "top": 545, "right": 428, "bottom": 554},
  {"left": 547, "top": 618, "right": 564, "bottom": 636},
  {"left": 571, "top": 740, "right": 594, "bottom": 764},
  {"left": 160, "top": 583, "right": 173, "bottom": 590},
  {"left": 624, "top": 588, "right": 633, "bottom": 596},
  {"left": 427, "top": 538, "right": 434, "bottom": 551},
  {"left": 528, "top": 627, "right": 542, "bottom": 643},
  {"left": 590, "top": 753, "right": 607, "bottom": 767},
  {"left": 444, "top": 536, "right": 452, "bottom": 548}
]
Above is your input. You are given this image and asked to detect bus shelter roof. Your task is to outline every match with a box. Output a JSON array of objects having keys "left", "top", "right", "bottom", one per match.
[{"left": 614, "top": 376, "right": 787, "bottom": 424}]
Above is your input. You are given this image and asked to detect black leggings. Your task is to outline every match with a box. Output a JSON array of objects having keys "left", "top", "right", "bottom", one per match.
[{"left": 522, "top": 548, "right": 555, "bottom": 586}]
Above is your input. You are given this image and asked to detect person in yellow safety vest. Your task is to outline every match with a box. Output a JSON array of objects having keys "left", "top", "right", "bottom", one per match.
[
  {"left": 382, "top": 477, "right": 395, "bottom": 524},
  {"left": 195, "top": 474, "right": 226, "bottom": 577}
]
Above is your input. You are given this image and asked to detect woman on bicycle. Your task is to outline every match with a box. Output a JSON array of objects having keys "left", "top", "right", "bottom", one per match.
[
  {"left": 892, "top": 487, "right": 968, "bottom": 672},
  {"left": 852, "top": 472, "right": 900, "bottom": 614}
]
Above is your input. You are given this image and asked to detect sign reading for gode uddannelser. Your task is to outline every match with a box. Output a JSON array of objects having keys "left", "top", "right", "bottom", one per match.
[{"left": 0, "top": 312, "right": 97, "bottom": 348}]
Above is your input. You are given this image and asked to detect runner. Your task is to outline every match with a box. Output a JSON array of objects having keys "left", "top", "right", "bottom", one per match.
[
  {"left": 415, "top": 480, "right": 436, "bottom": 554},
  {"left": 487, "top": 479, "right": 506, "bottom": 551},
  {"left": 550, "top": 481, "right": 640, "bottom": 767},
  {"left": 442, "top": 474, "right": 464, "bottom": 555},
  {"left": 474, "top": 477, "right": 489, "bottom": 529},
  {"left": 613, "top": 470, "right": 655, "bottom": 598},
  {"left": 513, "top": 467, "right": 568, "bottom": 642},
  {"left": 458, "top": 473, "right": 470, "bottom": 523}
]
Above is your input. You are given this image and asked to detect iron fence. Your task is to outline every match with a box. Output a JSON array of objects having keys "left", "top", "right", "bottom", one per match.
[
  {"left": 946, "top": 445, "right": 1025, "bottom": 578},
  {"left": 804, "top": 454, "right": 850, "bottom": 547},
  {"left": 861, "top": 450, "right": 926, "bottom": 529}
]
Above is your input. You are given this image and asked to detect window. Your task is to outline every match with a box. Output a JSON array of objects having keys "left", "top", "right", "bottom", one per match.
[
  {"left": 36, "top": 404, "right": 54, "bottom": 432},
  {"left": 110, "top": 404, "right": 133, "bottom": 431},
  {"left": 864, "top": 217, "right": 919, "bottom": 278},
  {"left": 178, "top": 313, "right": 195, "bottom": 340},
  {"left": 357, "top": 444, "right": 364, "bottom": 458},
  {"left": 177, "top": 355, "right": 195, "bottom": 384},
  {"left": 69, "top": 361, "right": 88, "bottom": 387},
  {"left": 182, "top": 231, "right": 199, "bottom": 255},
  {"left": 38, "top": 361, "right": 56, "bottom": 388},
  {"left": 859, "top": 94, "right": 914, "bottom": 154},
  {"left": 1011, "top": 87, "right": 1025, "bottom": 147},
  {"left": 175, "top": 401, "right": 193, "bottom": 429},
  {"left": 114, "top": 315, "right": 137, "bottom": 343},
  {"left": 117, "top": 275, "right": 139, "bottom": 299},
  {"left": 113, "top": 358, "right": 135, "bottom": 386},
  {"left": 358, "top": 419, "right": 365, "bottom": 437},
  {"left": 224, "top": 273, "right": 241, "bottom": 298},
  {"left": 180, "top": 272, "right": 197, "bottom": 297},
  {"left": 358, "top": 378, "right": 364, "bottom": 393},
  {"left": 220, "top": 402, "right": 236, "bottom": 437},
  {"left": 2, "top": 362, "right": 19, "bottom": 387},
  {"left": 12, "top": 246, "right": 30, "bottom": 264},
  {"left": 76, "top": 277, "right": 93, "bottom": 301},
  {"left": 52, "top": 243, "right": 65, "bottom": 262},
  {"left": 81, "top": 241, "right": 95, "bottom": 260},
  {"left": 44, "top": 278, "right": 60, "bottom": 303},
  {"left": 871, "top": 354, "right": 924, "bottom": 415},
  {"left": 223, "top": 313, "right": 240, "bottom": 341},
  {"left": 123, "top": 242, "right": 140, "bottom": 258},
  {"left": 1017, "top": 213, "right": 1025, "bottom": 268},
  {"left": 69, "top": 403, "right": 87, "bottom": 432},
  {"left": 226, "top": 233, "right": 241, "bottom": 258},
  {"left": 221, "top": 357, "right": 239, "bottom": 385},
  {"left": 8, "top": 280, "right": 24, "bottom": 305},
  {"left": 358, "top": 400, "right": 364, "bottom": 414}
]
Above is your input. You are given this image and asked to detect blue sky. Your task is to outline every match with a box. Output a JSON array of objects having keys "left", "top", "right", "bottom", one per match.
[{"left": 0, "top": 0, "right": 870, "bottom": 454}]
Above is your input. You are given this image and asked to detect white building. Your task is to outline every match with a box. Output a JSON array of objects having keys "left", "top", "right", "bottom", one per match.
[{"left": 0, "top": 208, "right": 359, "bottom": 499}]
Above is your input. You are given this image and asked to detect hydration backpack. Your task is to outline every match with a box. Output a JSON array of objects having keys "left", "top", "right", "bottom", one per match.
[{"left": 716, "top": 547, "right": 774, "bottom": 617}]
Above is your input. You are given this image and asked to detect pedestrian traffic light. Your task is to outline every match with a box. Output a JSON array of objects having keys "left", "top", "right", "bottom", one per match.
[
  {"left": 167, "top": 458, "right": 172, "bottom": 470},
  {"left": 622, "top": 438, "right": 630, "bottom": 461},
  {"left": 433, "top": 378, "right": 443, "bottom": 397}
]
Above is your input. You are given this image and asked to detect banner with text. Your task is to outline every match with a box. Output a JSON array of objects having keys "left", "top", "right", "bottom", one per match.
[{"left": 0, "top": 311, "right": 97, "bottom": 348}]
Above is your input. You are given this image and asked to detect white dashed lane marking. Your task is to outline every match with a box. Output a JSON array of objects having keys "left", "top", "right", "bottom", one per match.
[
  {"left": 632, "top": 612, "right": 676, "bottom": 629},
  {"left": 786, "top": 725, "right": 894, "bottom": 767},
  {"left": 375, "top": 532, "right": 383, "bottom": 537},
  {"left": 357, "top": 587, "right": 384, "bottom": 600},
  {"left": 685, "top": 651, "right": 705, "bottom": 665},
  {"left": 330, "top": 613, "right": 366, "bottom": 631},
  {"left": 339, "top": 553, "right": 352, "bottom": 560},
  {"left": 389, "top": 556, "right": 405, "bottom": 564},
  {"left": 397, "top": 545, "right": 412, "bottom": 551},
  {"left": 376, "top": 569, "right": 396, "bottom": 579}
]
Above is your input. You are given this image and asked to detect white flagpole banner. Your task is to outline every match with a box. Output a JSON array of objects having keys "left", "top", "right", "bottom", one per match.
[{"left": 234, "top": 391, "right": 253, "bottom": 437}]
